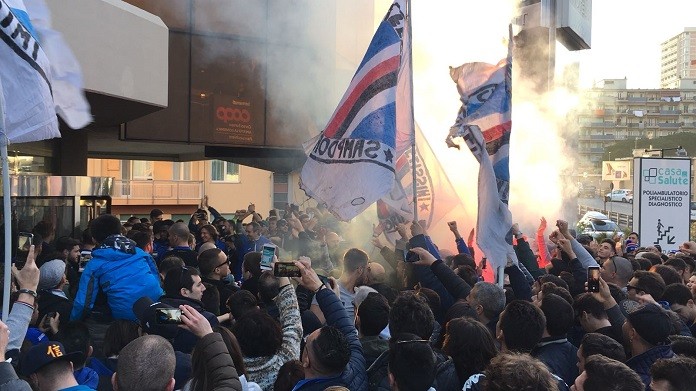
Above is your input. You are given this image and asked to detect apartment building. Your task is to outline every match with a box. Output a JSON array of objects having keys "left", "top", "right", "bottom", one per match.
[
  {"left": 577, "top": 78, "right": 696, "bottom": 172},
  {"left": 661, "top": 28, "right": 696, "bottom": 89},
  {"left": 85, "top": 159, "right": 301, "bottom": 221}
]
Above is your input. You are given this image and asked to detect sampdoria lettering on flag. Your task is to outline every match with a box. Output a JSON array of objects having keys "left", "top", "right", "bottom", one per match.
[
  {"left": 378, "top": 122, "right": 464, "bottom": 244},
  {"left": 24, "top": 0, "right": 92, "bottom": 129},
  {"left": 0, "top": 0, "right": 60, "bottom": 143},
  {"left": 300, "top": 0, "right": 408, "bottom": 221},
  {"left": 446, "top": 31, "right": 517, "bottom": 271}
]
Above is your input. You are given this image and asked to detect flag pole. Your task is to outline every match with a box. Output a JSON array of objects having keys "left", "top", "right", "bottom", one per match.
[
  {"left": 0, "top": 77, "right": 12, "bottom": 321},
  {"left": 407, "top": 0, "right": 417, "bottom": 222}
]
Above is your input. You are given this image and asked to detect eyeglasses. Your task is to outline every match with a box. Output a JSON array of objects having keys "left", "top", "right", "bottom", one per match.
[{"left": 217, "top": 259, "right": 230, "bottom": 268}]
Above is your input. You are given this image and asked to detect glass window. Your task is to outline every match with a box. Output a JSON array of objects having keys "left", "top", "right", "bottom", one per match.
[
  {"left": 132, "top": 161, "right": 154, "bottom": 180},
  {"left": 211, "top": 160, "right": 240, "bottom": 182},
  {"left": 121, "top": 160, "right": 153, "bottom": 181},
  {"left": 173, "top": 162, "right": 192, "bottom": 181}
]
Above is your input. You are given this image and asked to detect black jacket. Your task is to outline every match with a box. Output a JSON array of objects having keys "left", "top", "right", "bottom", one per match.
[
  {"left": 367, "top": 349, "right": 459, "bottom": 391},
  {"left": 161, "top": 247, "right": 198, "bottom": 268},
  {"left": 202, "top": 276, "right": 239, "bottom": 315},
  {"left": 159, "top": 295, "right": 219, "bottom": 354},
  {"left": 37, "top": 290, "right": 73, "bottom": 330}
]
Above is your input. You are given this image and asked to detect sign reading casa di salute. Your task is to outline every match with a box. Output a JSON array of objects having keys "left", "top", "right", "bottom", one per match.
[{"left": 633, "top": 157, "right": 692, "bottom": 252}]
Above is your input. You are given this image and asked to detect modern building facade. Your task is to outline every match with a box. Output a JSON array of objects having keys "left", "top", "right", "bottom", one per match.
[
  {"left": 661, "top": 28, "right": 696, "bottom": 89},
  {"left": 577, "top": 78, "right": 696, "bottom": 172},
  {"left": 4, "top": 0, "right": 380, "bottom": 223}
]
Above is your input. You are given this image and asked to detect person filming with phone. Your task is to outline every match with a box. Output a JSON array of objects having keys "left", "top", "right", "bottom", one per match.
[{"left": 160, "top": 266, "right": 219, "bottom": 354}]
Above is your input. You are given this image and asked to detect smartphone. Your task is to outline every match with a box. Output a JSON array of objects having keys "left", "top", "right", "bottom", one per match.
[
  {"left": 78, "top": 255, "right": 91, "bottom": 272},
  {"left": 155, "top": 308, "right": 183, "bottom": 325},
  {"left": 587, "top": 266, "right": 600, "bottom": 292},
  {"left": 481, "top": 257, "right": 487, "bottom": 269},
  {"left": 260, "top": 244, "right": 276, "bottom": 271},
  {"left": 405, "top": 250, "right": 419, "bottom": 263},
  {"left": 43, "top": 312, "right": 57, "bottom": 328},
  {"left": 17, "top": 232, "right": 33, "bottom": 252},
  {"left": 274, "top": 262, "right": 301, "bottom": 277},
  {"left": 317, "top": 274, "right": 334, "bottom": 289}
]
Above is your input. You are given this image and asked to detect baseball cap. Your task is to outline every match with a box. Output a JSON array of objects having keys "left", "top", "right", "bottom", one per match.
[
  {"left": 132, "top": 297, "right": 180, "bottom": 340},
  {"left": 20, "top": 341, "right": 83, "bottom": 376},
  {"left": 38, "top": 259, "right": 66, "bottom": 291},
  {"left": 626, "top": 303, "right": 672, "bottom": 346}
]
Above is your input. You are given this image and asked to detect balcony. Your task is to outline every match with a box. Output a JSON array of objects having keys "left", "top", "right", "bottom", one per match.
[
  {"left": 658, "top": 110, "right": 681, "bottom": 115},
  {"left": 657, "top": 122, "right": 682, "bottom": 128},
  {"left": 589, "top": 134, "right": 616, "bottom": 140},
  {"left": 112, "top": 180, "right": 203, "bottom": 205}
]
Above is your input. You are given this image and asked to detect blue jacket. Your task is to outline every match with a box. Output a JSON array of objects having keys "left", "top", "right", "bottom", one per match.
[
  {"left": 409, "top": 234, "right": 456, "bottom": 319},
  {"left": 626, "top": 345, "right": 675, "bottom": 390},
  {"left": 70, "top": 235, "right": 163, "bottom": 322},
  {"left": 532, "top": 337, "right": 579, "bottom": 386},
  {"left": 294, "top": 287, "right": 367, "bottom": 391}
]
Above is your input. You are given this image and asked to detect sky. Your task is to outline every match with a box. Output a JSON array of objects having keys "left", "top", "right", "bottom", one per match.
[
  {"left": 560, "top": 0, "right": 696, "bottom": 89},
  {"left": 368, "top": 0, "right": 696, "bottom": 230}
]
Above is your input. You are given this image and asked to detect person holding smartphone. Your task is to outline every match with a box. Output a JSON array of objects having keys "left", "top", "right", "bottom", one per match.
[{"left": 160, "top": 266, "right": 218, "bottom": 354}]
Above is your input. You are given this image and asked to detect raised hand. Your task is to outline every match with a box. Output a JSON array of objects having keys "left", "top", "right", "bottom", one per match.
[
  {"left": 410, "top": 247, "right": 437, "bottom": 266},
  {"left": 537, "top": 217, "right": 547, "bottom": 233},
  {"left": 179, "top": 304, "right": 213, "bottom": 338},
  {"left": 556, "top": 219, "right": 570, "bottom": 235},
  {"left": 12, "top": 245, "right": 39, "bottom": 291}
]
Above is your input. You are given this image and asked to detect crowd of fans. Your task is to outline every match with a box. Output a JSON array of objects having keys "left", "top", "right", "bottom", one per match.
[{"left": 1, "top": 200, "right": 696, "bottom": 391}]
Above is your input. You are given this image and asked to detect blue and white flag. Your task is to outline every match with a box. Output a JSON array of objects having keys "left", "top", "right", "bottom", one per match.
[
  {"left": 24, "top": 0, "right": 92, "bottom": 129},
  {"left": 446, "top": 28, "right": 517, "bottom": 271},
  {"left": 0, "top": 0, "right": 59, "bottom": 143},
  {"left": 300, "top": 0, "right": 410, "bottom": 221},
  {"left": 378, "top": 122, "right": 466, "bottom": 245}
]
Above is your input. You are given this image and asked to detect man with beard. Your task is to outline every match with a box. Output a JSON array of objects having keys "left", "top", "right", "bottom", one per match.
[{"left": 311, "top": 248, "right": 369, "bottom": 324}]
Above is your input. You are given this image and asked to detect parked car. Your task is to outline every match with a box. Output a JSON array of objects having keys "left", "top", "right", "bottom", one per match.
[
  {"left": 579, "top": 211, "right": 609, "bottom": 224},
  {"left": 605, "top": 189, "right": 633, "bottom": 203},
  {"left": 578, "top": 211, "right": 622, "bottom": 239},
  {"left": 578, "top": 184, "right": 597, "bottom": 198},
  {"left": 578, "top": 218, "right": 624, "bottom": 240}
]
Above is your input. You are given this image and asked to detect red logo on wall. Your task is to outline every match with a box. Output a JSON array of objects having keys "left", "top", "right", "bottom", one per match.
[{"left": 213, "top": 97, "right": 253, "bottom": 144}]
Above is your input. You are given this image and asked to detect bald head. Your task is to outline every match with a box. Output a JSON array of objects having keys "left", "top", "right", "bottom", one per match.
[
  {"left": 368, "top": 262, "right": 386, "bottom": 284},
  {"left": 114, "top": 335, "right": 175, "bottom": 391},
  {"left": 169, "top": 222, "right": 190, "bottom": 247},
  {"left": 198, "top": 241, "right": 216, "bottom": 254},
  {"left": 602, "top": 256, "right": 634, "bottom": 286},
  {"left": 326, "top": 232, "right": 341, "bottom": 249}
]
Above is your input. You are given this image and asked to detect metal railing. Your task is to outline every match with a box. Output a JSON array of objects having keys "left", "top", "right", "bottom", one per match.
[
  {"left": 112, "top": 180, "right": 203, "bottom": 202},
  {"left": 578, "top": 205, "right": 633, "bottom": 229}
]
